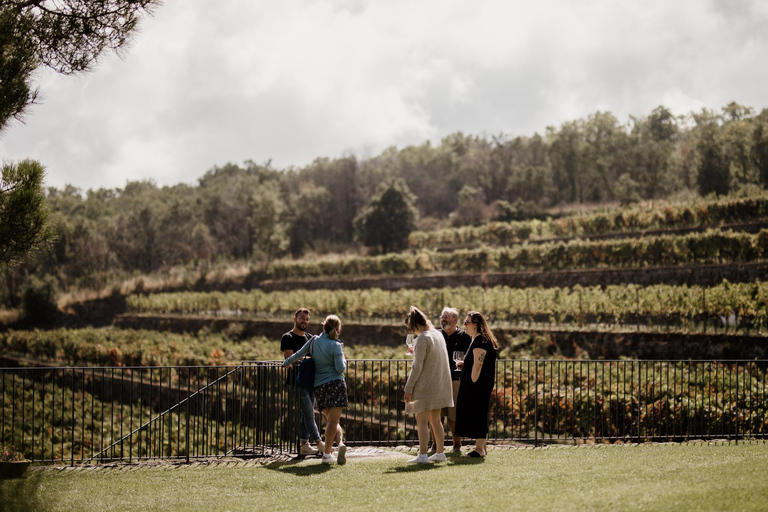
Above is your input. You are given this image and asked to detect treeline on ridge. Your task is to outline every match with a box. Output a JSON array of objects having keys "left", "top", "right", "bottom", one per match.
[{"left": 3, "top": 101, "right": 768, "bottom": 310}]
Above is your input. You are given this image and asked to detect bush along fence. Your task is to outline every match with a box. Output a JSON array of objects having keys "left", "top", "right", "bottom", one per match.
[{"left": 1, "top": 359, "right": 766, "bottom": 464}]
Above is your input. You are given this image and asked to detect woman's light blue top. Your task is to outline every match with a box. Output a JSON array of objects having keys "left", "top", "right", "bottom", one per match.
[{"left": 282, "top": 332, "right": 346, "bottom": 387}]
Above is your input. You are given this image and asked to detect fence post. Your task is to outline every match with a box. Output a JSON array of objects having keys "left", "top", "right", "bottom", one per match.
[
  {"left": 735, "top": 364, "right": 739, "bottom": 445},
  {"left": 185, "top": 368, "right": 190, "bottom": 464},
  {"left": 534, "top": 362, "right": 539, "bottom": 447}
]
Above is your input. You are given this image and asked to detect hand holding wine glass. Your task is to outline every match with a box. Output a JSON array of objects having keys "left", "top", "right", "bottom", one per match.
[
  {"left": 405, "top": 334, "right": 415, "bottom": 355},
  {"left": 453, "top": 351, "right": 465, "bottom": 370}
]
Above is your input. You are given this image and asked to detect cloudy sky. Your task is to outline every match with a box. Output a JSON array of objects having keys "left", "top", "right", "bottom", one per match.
[{"left": 2, "top": 0, "right": 768, "bottom": 191}]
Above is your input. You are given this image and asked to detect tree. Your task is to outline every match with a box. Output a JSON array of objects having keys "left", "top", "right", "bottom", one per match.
[
  {"left": 583, "top": 111, "right": 628, "bottom": 202},
  {"left": 720, "top": 103, "right": 757, "bottom": 184},
  {"left": 0, "top": 160, "right": 53, "bottom": 268},
  {"left": 285, "top": 184, "right": 332, "bottom": 256},
  {"left": 0, "top": 0, "right": 159, "bottom": 273},
  {"left": 631, "top": 106, "right": 679, "bottom": 199},
  {"left": 249, "top": 181, "right": 289, "bottom": 264},
  {"left": 0, "top": 6, "right": 37, "bottom": 131},
  {"left": 0, "top": 0, "right": 160, "bottom": 130},
  {"left": 451, "top": 185, "right": 488, "bottom": 227},
  {"left": 614, "top": 173, "right": 641, "bottom": 206},
  {"left": 752, "top": 109, "right": 768, "bottom": 187},
  {"left": 697, "top": 122, "right": 730, "bottom": 196},
  {"left": 354, "top": 180, "right": 418, "bottom": 254},
  {"left": 548, "top": 120, "right": 585, "bottom": 203}
]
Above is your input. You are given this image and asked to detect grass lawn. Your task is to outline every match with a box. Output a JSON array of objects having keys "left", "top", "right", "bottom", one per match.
[{"left": 2, "top": 442, "right": 768, "bottom": 511}]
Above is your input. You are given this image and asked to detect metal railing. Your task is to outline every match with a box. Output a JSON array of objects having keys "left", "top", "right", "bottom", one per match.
[
  {"left": 0, "top": 362, "right": 299, "bottom": 464},
  {"left": 2, "top": 359, "right": 766, "bottom": 464},
  {"left": 341, "top": 359, "right": 768, "bottom": 445}
]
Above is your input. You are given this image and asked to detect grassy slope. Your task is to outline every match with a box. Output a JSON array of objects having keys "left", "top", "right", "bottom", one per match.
[{"left": 3, "top": 443, "right": 767, "bottom": 511}]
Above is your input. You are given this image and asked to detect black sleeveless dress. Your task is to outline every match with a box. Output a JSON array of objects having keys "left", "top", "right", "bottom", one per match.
[{"left": 454, "top": 335, "right": 497, "bottom": 439}]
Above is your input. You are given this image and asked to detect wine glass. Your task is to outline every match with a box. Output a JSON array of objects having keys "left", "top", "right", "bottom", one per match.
[
  {"left": 453, "top": 351, "right": 465, "bottom": 366},
  {"left": 405, "top": 334, "right": 415, "bottom": 355}
]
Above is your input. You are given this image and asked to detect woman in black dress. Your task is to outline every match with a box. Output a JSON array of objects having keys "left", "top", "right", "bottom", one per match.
[{"left": 454, "top": 311, "right": 499, "bottom": 458}]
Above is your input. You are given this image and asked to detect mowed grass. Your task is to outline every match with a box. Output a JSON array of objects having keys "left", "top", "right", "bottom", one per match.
[{"left": 2, "top": 442, "right": 768, "bottom": 511}]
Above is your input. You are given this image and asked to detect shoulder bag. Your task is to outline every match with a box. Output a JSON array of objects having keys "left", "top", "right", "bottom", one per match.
[{"left": 295, "top": 336, "right": 317, "bottom": 390}]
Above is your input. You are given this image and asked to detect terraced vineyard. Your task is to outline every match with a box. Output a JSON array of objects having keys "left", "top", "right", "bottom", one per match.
[
  {"left": 0, "top": 328, "right": 410, "bottom": 367},
  {"left": 264, "top": 229, "right": 768, "bottom": 280},
  {"left": 124, "top": 281, "right": 768, "bottom": 333},
  {"left": 409, "top": 195, "right": 768, "bottom": 250}
]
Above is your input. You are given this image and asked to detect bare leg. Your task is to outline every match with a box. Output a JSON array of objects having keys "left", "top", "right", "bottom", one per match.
[
  {"left": 321, "top": 410, "right": 344, "bottom": 447},
  {"left": 322, "top": 408, "right": 343, "bottom": 454},
  {"left": 429, "top": 410, "right": 445, "bottom": 453},
  {"left": 475, "top": 438, "right": 487, "bottom": 457},
  {"left": 415, "top": 411, "right": 431, "bottom": 455},
  {"left": 335, "top": 424, "right": 343, "bottom": 446},
  {"left": 448, "top": 419, "right": 461, "bottom": 447},
  {"left": 428, "top": 423, "right": 437, "bottom": 450}
]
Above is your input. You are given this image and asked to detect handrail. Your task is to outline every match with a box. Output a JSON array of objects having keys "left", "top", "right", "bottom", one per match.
[{"left": 84, "top": 365, "right": 242, "bottom": 463}]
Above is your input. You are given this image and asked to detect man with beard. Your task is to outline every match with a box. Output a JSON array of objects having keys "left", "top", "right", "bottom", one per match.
[
  {"left": 437, "top": 307, "right": 472, "bottom": 452},
  {"left": 281, "top": 308, "right": 325, "bottom": 456}
]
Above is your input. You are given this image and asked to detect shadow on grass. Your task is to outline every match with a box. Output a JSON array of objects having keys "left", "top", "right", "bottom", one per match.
[
  {"left": 383, "top": 463, "right": 445, "bottom": 474},
  {"left": 261, "top": 459, "right": 336, "bottom": 476},
  {"left": 0, "top": 469, "right": 50, "bottom": 512},
  {"left": 382, "top": 454, "right": 485, "bottom": 472},
  {"left": 446, "top": 456, "right": 486, "bottom": 466}
]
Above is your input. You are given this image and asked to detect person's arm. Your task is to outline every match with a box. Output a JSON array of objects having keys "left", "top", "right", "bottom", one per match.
[
  {"left": 404, "top": 333, "right": 428, "bottom": 399},
  {"left": 471, "top": 347, "right": 487, "bottom": 383},
  {"left": 333, "top": 343, "right": 347, "bottom": 374},
  {"left": 282, "top": 339, "right": 311, "bottom": 367}
]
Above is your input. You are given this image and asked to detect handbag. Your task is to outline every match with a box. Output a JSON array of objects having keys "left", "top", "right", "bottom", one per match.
[{"left": 295, "top": 336, "right": 317, "bottom": 390}]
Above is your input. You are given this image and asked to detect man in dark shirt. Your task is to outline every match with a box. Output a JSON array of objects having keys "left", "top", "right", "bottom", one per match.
[
  {"left": 438, "top": 307, "right": 472, "bottom": 452},
  {"left": 281, "top": 308, "right": 324, "bottom": 456}
]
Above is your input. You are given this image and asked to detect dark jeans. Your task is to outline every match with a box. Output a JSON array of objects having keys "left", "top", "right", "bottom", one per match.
[{"left": 300, "top": 387, "right": 321, "bottom": 442}]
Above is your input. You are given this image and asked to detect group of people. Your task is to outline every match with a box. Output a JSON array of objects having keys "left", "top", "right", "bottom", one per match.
[
  {"left": 280, "top": 305, "right": 499, "bottom": 465},
  {"left": 403, "top": 306, "right": 499, "bottom": 463}
]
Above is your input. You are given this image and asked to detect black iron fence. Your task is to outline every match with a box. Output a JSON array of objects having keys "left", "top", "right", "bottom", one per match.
[
  {"left": 2, "top": 359, "right": 766, "bottom": 464},
  {"left": 0, "top": 362, "right": 299, "bottom": 464}
]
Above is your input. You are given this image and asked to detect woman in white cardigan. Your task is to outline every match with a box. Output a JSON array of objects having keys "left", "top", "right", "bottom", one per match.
[{"left": 403, "top": 306, "right": 454, "bottom": 463}]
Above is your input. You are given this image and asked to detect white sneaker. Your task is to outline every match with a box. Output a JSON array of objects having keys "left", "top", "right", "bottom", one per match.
[
  {"left": 315, "top": 439, "right": 325, "bottom": 453},
  {"left": 406, "top": 453, "right": 431, "bottom": 464},
  {"left": 337, "top": 444, "right": 347, "bottom": 465},
  {"left": 300, "top": 444, "right": 319, "bottom": 456},
  {"left": 321, "top": 453, "right": 335, "bottom": 464},
  {"left": 428, "top": 452, "right": 447, "bottom": 462}
]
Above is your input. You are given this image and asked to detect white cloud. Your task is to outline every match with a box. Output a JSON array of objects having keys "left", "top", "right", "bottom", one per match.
[{"left": 1, "top": 0, "right": 767, "bottom": 190}]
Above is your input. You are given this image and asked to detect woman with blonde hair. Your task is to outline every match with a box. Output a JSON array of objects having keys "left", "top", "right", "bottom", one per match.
[
  {"left": 403, "top": 306, "right": 454, "bottom": 463},
  {"left": 283, "top": 315, "right": 349, "bottom": 464},
  {"left": 454, "top": 311, "right": 499, "bottom": 458}
]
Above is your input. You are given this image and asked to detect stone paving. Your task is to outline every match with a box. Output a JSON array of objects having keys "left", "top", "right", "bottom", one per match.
[{"left": 32, "top": 446, "right": 410, "bottom": 472}]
